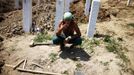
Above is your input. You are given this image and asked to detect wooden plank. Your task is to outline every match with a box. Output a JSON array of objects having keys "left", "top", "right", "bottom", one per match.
[
  {"left": 5, "top": 64, "right": 63, "bottom": 75},
  {"left": 31, "top": 62, "right": 44, "bottom": 69},
  {"left": 22, "top": 59, "right": 27, "bottom": 69},
  {"left": 17, "top": 68, "right": 62, "bottom": 75},
  {"left": 13, "top": 59, "right": 25, "bottom": 70}
]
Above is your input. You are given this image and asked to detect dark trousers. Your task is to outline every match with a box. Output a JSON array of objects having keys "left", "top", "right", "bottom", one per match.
[{"left": 52, "top": 35, "right": 82, "bottom": 46}]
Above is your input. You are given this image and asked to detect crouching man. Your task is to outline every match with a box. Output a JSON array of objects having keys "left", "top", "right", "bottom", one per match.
[{"left": 53, "top": 12, "right": 82, "bottom": 50}]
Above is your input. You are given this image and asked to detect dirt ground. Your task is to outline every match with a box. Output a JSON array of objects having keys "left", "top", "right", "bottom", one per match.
[{"left": 0, "top": 0, "right": 134, "bottom": 75}]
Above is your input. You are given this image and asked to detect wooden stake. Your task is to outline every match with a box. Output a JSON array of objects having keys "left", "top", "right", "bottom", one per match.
[
  {"left": 31, "top": 62, "right": 44, "bottom": 69},
  {"left": 13, "top": 59, "right": 25, "bottom": 70},
  {"left": 22, "top": 59, "right": 27, "bottom": 69},
  {"left": 17, "top": 68, "right": 62, "bottom": 75}
]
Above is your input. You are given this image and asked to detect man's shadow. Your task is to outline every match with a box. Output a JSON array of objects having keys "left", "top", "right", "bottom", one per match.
[{"left": 59, "top": 47, "right": 90, "bottom": 61}]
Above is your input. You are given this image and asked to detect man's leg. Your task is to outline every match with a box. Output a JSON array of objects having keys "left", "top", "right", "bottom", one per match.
[{"left": 52, "top": 36, "right": 65, "bottom": 50}]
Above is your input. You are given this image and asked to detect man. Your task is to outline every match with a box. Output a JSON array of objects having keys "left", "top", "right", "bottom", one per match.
[{"left": 53, "top": 12, "right": 82, "bottom": 50}]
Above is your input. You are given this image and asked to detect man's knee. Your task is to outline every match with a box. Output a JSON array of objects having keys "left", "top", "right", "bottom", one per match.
[
  {"left": 52, "top": 36, "right": 64, "bottom": 44},
  {"left": 74, "top": 37, "right": 82, "bottom": 45}
]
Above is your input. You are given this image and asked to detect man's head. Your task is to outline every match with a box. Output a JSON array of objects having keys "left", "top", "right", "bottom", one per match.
[{"left": 63, "top": 12, "right": 73, "bottom": 21}]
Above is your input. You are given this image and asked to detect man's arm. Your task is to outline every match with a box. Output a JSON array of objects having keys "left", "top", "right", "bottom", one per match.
[
  {"left": 56, "top": 21, "right": 64, "bottom": 36},
  {"left": 71, "top": 22, "right": 81, "bottom": 39}
]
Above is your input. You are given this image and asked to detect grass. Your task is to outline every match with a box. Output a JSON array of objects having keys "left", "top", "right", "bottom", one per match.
[
  {"left": 103, "top": 35, "right": 112, "bottom": 43},
  {"left": 81, "top": 37, "right": 101, "bottom": 52},
  {"left": 63, "top": 70, "right": 69, "bottom": 75},
  {"left": 76, "top": 62, "right": 83, "bottom": 70},
  {"left": 33, "top": 32, "right": 52, "bottom": 43},
  {"left": 100, "top": 61, "right": 109, "bottom": 66},
  {"left": 127, "top": 23, "right": 134, "bottom": 28},
  {"left": 49, "top": 53, "right": 58, "bottom": 62},
  {"left": 104, "top": 36, "right": 129, "bottom": 63}
]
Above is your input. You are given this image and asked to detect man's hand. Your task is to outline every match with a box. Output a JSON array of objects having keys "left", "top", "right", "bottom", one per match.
[{"left": 64, "top": 36, "right": 71, "bottom": 44}]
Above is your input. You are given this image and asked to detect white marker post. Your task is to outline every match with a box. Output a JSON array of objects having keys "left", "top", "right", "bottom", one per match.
[
  {"left": 55, "top": 0, "right": 74, "bottom": 31},
  {"left": 84, "top": 0, "right": 91, "bottom": 16},
  {"left": 64, "top": 0, "right": 73, "bottom": 12},
  {"left": 15, "top": 0, "right": 20, "bottom": 9},
  {"left": 127, "top": 0, "right": 131, "bottom": 6},
  {"left": 87, "top": 0, "right": 100, "bottom": 37},
  {"left": 54, "top": 0, "right": 65, "bottom": 31},
  {"left": 23, "top": 0, "right": 32, "bottom": 33}
]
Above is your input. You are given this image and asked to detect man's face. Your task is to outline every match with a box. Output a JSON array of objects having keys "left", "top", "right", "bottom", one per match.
[{"left": 64, "top": 20, "right": 71, "bottom": 27}]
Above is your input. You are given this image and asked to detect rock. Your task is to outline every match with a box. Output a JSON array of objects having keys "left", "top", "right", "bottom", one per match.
[
  {"left": 0, "top": 16, "right": 4, "bottom": 22},
  {"left": 0, "top": 36, "right": 4, "bottom": 42}
]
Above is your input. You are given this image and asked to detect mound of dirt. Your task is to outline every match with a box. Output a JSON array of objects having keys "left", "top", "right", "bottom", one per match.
[
  {"left": 0, "top": 0, "right": 15, "bottom": 13},
  {"left": 0, "top": 0, "right": 89, "bottom": 38},
  {"left": 70, "top": 1, "right": 88, "bottom": 23},
  {"left": 0, "top": 0, "right": 56, "bottom": 38}
]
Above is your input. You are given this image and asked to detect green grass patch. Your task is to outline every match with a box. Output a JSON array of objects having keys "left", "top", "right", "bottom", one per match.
[
  {"left": 81, "top": 38, "right": 100, "bottom": 51},
  {"left": 33, "top": 33, "right": 52, "bottom": 43},
  {"left": 100, "top": 61, "right": 109, "bottom": 66},
  {"left": 63, "top": 70, "right": 69, "bottom": 75},
  {"left": 49, "top": 53, "right": 58, "bottom": 62},
  {"left": 103, "top": 35, "right": 112, "bottom": 43},
  {"left": 127, "top": 23, "right": 134, "bottom": 28},
  {"left": 104, "top": 36, "right": 129, "bottom": 63},
  {"left": 76, "top": 62, "right": 83, "bottom": 70}
]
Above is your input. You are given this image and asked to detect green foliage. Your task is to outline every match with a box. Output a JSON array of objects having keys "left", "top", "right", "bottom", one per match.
[
  {"left": 127, "top": 23, "right": 134, "bottom": 28},
  {"left": 81, "top": 38, "right": 100, "bottom": 49},
  {"left": 76, "top": 63, "right": 83, "bottom": 68},
  {"left": 33, "top": 33, "right": 52, "bottom": 43},
  {"left": 80, "top": 37, "right": 101, "bottom": 54},
  {"left": 103, "top": 35, "right": 111, "bottom": 43},
  {"left": 100, "top": 61, "right": 109, "bottom": 66},
  {"left": 104, "top": 36, "right": 129, "bottom": 63},
  {"left": 90, "top": 38, "right": 100, "bottom": 46},
  {"left": 63, "top": 70, "right": 69, "bottom": 75},
  {"left": 49, "top": 53, "right": 58, "bottom": 62},
  {"left": 76, "top": 62, "right": 83, "bottom": 70}
]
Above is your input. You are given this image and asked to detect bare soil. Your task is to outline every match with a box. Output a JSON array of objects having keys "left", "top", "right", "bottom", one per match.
[{"left": 0, "top": 0, "right": 134, "bottom": 75}]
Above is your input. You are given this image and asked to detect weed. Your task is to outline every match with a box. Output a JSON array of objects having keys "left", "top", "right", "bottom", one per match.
[
  {"left": 49, "top": 53, "right": 58, "bottom": 62},
  {"left": 76, "top": 63, "right": 83, "bottom": 68},
  {"left": 33, "top": 33, "right": 52, "bottom": 43},
  {"left": 103, "top": 35, "right": 111, "bottom": 43},
  {"left": 104, "top": 36, "right": 129, "bottom": 63},
  {"left": 63, "top": 70, "right": 69, "bottom": 75},
  {"left": 76, "top": 63, "right": 83, "bottom": 70},
  {"left": 100, "top": 61, "right": 109, "bottom": 66},
  {"left": 81, "top": 37, "right": 100, "bottom": 52},
  {"left": 90, "top": 38, "right": 100, "bottom": 46},
  {"left": 127, "top": 23, "right": 134, "bottom": 28},
  {"left": 106, "top": 43, "right": 117, "bottom": 52}
]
